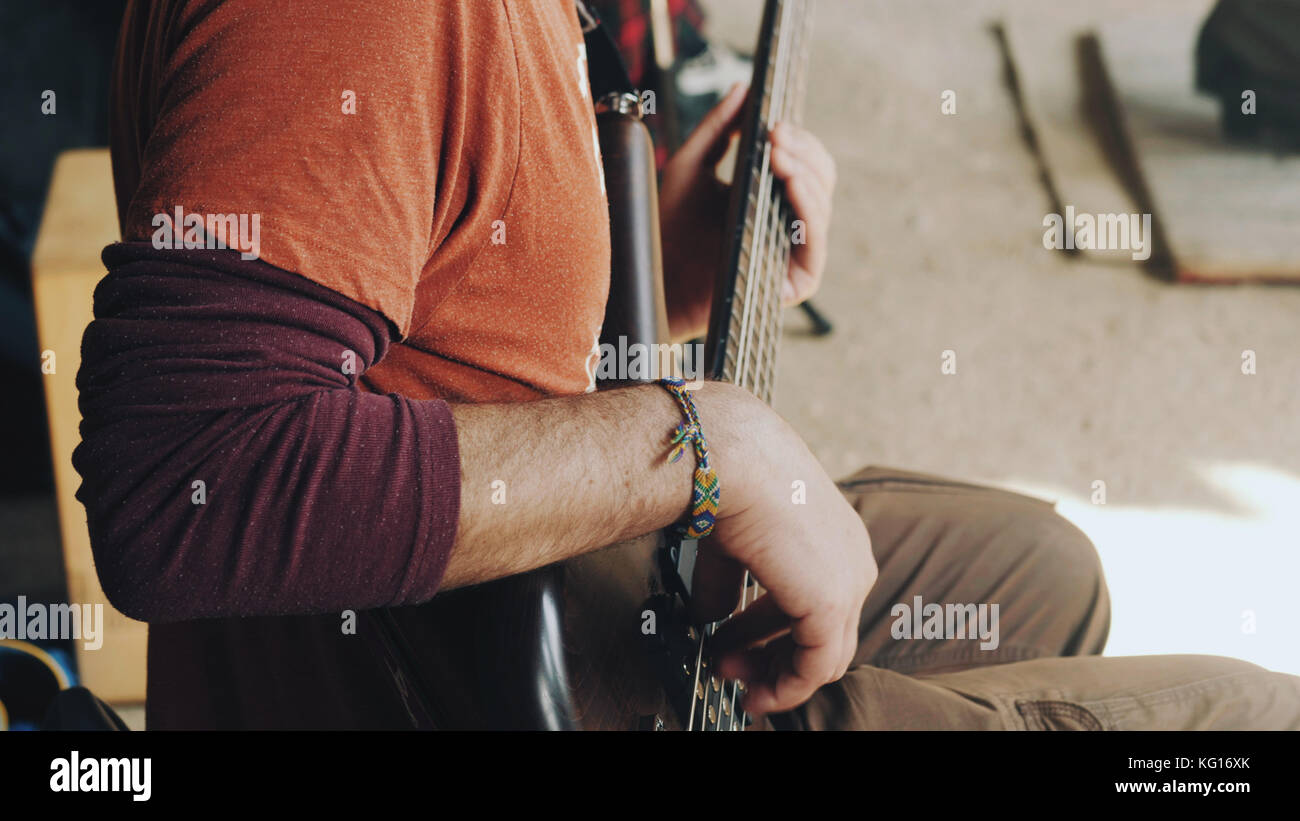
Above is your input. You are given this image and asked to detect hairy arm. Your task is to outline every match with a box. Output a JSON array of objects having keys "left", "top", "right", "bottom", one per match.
[{"left": 445, "top": 378, "right": 752, "bottom": 589}]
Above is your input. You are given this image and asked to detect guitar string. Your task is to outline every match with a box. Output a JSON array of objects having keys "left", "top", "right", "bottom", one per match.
[
  {"left": 752, "top": 1, "right": 795, "bottom": 407},
  {"left": 725, "top": 5, "right": 797, "bottom": 728},
  {"left": 747, "top": 0, "right": 811, "bottom": 728},
  {"left": 722, "top": 0, "right": 786, "bottom": 730},
  {"left": 744, "top": 0, "right": 793, "bottom": 405},
  {"left": 757, "top": 6, "right": 809, "bottom": 408},
  {"left": 694, "top": 90, "right": 770, "bottom": 731},
  {"left": 686, "top": 622, "right": 706, "bottom": 730},
  {"left": 740, "top": 0, "right": 808, "bottom": 397},
  {"left": 725, "top": 0, "right": 803, "bottom": 730},
  {"left": 752, "top": 0, "right": 802, "bottom": 407},
  {"left": 735, "top": 138, "right": 774, "bottom": 391},
  {"left": 759, "top": 0, "right": 807, "bottom": 401},
  {"left": 689, "top": 0, "right": 810, "bottom": 730},
  {"left": 733, "top": 0, "right": 803, "bottom": 730},
  {"left": 737, "top": 0, "right": 791, "bottom": 394},
  {"left": 747, "top": 11, "right": 786, "bottom": 394},
  {"left": 702, "top": 39, "right": 773, "bottom": 734},
  {"left": 720, "top": 200, "right": 778, "bottom": 729}
]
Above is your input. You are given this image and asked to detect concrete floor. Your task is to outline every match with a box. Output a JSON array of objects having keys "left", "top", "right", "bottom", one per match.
[{"left": 705, "top": 0, "right": 1300, "bottom": 675}]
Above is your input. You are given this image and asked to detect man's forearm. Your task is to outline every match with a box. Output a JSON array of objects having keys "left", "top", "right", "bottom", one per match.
[{"left": 445, "top": 380, "right": 756, "bottom": 588}]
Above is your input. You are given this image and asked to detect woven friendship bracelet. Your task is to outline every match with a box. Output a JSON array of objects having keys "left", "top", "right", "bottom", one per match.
[{"left": 659, "top": 377, "right": 720, "bottom": 539}]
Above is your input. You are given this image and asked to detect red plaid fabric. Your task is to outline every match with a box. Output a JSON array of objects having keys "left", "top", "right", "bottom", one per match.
[{"left": 590, "top": 0, "right": 707, "bottom": 87}]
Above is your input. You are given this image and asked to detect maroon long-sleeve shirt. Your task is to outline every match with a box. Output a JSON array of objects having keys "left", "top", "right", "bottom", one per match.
[
  {"left": 74, "top": 243, "right": 461, "bottom": 726},
  {"left": 76, "top": 243, "right": 461, "bottom": 622}
]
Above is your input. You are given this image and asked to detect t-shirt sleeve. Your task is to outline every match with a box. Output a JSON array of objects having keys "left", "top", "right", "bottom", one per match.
[
  {"left": 74, "top": 242, "right": 462, "bottom": 622},
  {"left": 113, "top": 0, "right": 521, "bottom": 337}
]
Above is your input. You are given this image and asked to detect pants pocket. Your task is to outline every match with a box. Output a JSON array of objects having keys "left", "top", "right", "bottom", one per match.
[{"left": 1014, "top": 699, "right": 1104, "bottom": 730}]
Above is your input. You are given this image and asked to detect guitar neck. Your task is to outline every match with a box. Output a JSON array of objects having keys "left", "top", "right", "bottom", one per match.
[
  {"left": 656, "top": 0, "right": 817, "bottom": 734},
  {"left": 703, "top": 0, "right": 815, "bottom": 406}
]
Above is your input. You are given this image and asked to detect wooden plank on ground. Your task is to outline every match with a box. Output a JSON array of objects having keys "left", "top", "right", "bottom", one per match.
[
  {"left": 996, "top": 20, "right": 1141, "bottom": 266},
  {"left": 1093, "top": 7, "right": 1300, "bottom": 282}
]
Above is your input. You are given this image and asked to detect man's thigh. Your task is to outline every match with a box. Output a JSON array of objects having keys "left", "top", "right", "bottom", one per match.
[
  {"left": 782, "top": 466, "right": 1300, "bottom": 730},
  {"left": 838, "top": 466, "right": 1110, "bottom": 674},
  {"left": 789, "top": 654, "right": 1300, "bottom": 730}
]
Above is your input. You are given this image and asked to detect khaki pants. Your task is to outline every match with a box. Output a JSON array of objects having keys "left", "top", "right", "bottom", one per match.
[{"left": 784, "top": 467, "right": 1300, "bottom": 730}]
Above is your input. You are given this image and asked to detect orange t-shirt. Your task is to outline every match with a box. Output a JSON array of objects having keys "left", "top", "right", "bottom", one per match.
[{"left": 112, "top": 0, "right": 611, "bottom": 403}]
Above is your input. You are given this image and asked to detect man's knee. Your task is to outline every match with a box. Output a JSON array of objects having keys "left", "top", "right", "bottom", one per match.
[
  {"left": 842, "top": 465, "right": 1111, "bottom": 655},
  {"left": 841, "top": 465, "right": 1107, "bottom": 598},
  {"left": 1019, "top": 504, "right": 1105, "bottom": 592},
  {"left": 1000, "top": 502, "right": 1111, "bottom": 654}
]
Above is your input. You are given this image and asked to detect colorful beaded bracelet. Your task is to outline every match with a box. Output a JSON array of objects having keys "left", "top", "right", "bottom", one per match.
[{"left": 658, "top": 377, "right": 720, "bottom": 539}]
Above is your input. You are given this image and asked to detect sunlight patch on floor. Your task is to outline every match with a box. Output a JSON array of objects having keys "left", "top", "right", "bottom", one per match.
[{"left": 1006, "top": 462, "right": 1300, "bottom": 677}]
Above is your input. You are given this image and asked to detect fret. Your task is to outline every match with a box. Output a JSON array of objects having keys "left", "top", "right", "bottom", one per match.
[
  {"left": 754, "top": 199, "right": 785, "bottom": 403},
  {"left": 736, "top": 145, "right": 777, "bottom": 392},
  {"left": 743, "top": 14, "right": 789, "bottom": 394},
  {"left": 751, "top": 191, "right": 777, "bottom": 400}
]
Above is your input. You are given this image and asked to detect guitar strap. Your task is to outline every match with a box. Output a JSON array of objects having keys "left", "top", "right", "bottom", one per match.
[{"left": 575, "top": 0, "right": 638, "bottom": 100}]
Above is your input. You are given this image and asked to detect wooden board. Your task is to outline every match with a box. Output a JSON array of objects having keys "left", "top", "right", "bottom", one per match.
[
  {"left": 996, "top": 21, "right": 1142, "bottom": 266},
  {"left": 1092, "top": 7, "right": 1300, "bottom": 282},
  {"left": 30, "top": 148, "right": 147, "bottom": 705}
]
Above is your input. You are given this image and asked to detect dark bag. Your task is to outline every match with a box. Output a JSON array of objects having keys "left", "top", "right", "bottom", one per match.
[{"left": 1196, "top": 0, "right": 1300, "bottom": 147}]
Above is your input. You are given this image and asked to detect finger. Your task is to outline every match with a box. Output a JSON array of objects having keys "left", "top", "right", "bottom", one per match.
[
  {"left": 771, "top": 123, "right": 837, "bottom": 193},
  {"left": 679, "top": 83, "right": 750, "bottom": 168},
  {"left": 711, "top": 594, "right": 792, "bottom": 660},
  {"left": 716, "top": 637, "right": 785, "bottom": 693},
  {"left": 742, "top": 606, "right": 843, "bottom": 714},
  {"left": 734, "top": 621, "right": 854, "bottom": 717},
  {"left": 783, "top": 173, "right": 830, "bottom": 248},
  {"left": 783, "top": 263, "right": 820, "bottom": 307},
  {"left": 781, "top": 177, "right": 829, "bottom": 303},
  {"left": 771, "top": 145, "right": 832, "bottom": 221},
  {"left": 740, "top": 633, "right": 838, "bottom": 715},
  {"left": 770, "top": 144, "right": 833, "bottom": 257}
]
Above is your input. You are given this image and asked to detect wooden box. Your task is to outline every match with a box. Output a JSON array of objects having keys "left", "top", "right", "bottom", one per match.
[{"left": 30, "top": 148, "right": 147, "bottom": 705}]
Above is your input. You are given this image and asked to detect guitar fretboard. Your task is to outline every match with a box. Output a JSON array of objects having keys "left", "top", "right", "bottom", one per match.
[{"left": 706, "top": 0, "right": 815, "bottom": 407}]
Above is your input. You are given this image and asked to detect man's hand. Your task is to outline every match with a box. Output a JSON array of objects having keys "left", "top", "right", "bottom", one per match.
[
  {"left": 692, "top": 385, "right": 877, "bottom": 716},
  {"left": 658, "top": 84, "right": 839, "bottom": 341}
]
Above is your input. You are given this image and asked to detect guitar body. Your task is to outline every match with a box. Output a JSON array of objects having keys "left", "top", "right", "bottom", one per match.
[
  {"left": 370, "top": 0, "right": 811, "bottom": 731},
  {"left": 562, "top": 535, "right": 683, "bottom": 730},
  {"left": 373, "top": 533, "right": 677, "bottom": 730}
]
